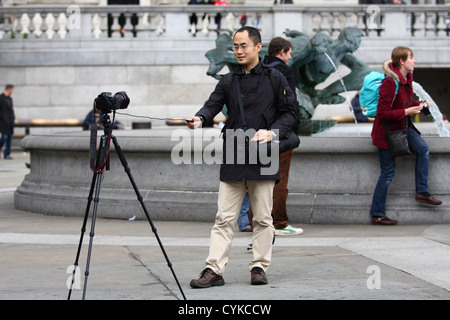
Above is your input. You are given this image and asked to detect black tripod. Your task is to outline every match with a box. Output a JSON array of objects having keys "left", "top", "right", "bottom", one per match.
[{"left": 67, "top": 112, "right": 186, "bottom": 300}]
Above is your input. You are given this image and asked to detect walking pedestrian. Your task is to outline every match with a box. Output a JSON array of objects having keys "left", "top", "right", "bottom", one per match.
[
  {"left": 262, "top": 36, "right": 303, "bottom": 236},
  {"left": 0, "top": 84, "right": 15, "bottom": 160},
  {"left": 370, "top": 46, "right": 442, "bottom": 225}
]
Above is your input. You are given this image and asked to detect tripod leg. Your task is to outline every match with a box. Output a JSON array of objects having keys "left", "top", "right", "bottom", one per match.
[
  {"left": 112, "top": 136, "right": 186, "bottom": 300},
  {"left": 81, "top": 170, "right": 104, "bottom": 300},
  {"left": 67, "top": 171, "right": 98, "bottom": 300}
]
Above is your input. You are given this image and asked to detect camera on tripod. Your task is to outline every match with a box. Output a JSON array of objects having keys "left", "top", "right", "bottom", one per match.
[
  {"left": 68, "top": 90, "right": 186, "bottom": 300},
  {"left": 94, "top": 91, "right": 130, "bottom": 113}
]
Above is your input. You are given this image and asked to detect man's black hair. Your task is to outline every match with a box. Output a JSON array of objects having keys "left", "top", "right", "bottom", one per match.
[{"left": 233, "top": 26, "right": 261, "bottom": 45}]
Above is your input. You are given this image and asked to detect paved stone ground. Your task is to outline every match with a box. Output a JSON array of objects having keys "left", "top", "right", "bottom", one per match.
[{"left": 1, "top": 151, "right": 449, "bottom": 302}]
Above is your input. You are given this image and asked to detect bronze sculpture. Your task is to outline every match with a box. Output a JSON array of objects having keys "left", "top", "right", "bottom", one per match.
[{"left": 205, "top": 27, "right": 377, "bottom": 134}]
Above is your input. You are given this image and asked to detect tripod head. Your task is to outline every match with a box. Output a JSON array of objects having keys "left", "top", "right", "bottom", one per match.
[
  {"left": 99, "top": 111, "right": 114, "bottom": 136},
  {"left": 89, "top": 110, "right": 116, "bottom": 174}
]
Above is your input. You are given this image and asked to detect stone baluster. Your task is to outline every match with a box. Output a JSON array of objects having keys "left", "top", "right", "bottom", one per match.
[
  {"left": 436, "top": 11, "right": 447, "bottom": 37},
  {"left": 11, "top": 15, "right": 18, "bottom": 38},
  {"left": 200, "top": 12, "right": 210, "bottom": 37},
  {"left": 312, "top": 13, "right": 322, "bottom": 33},
  {"left": 45, "top": 13, "right": 56, "bottom": 39},
  {"left": 356, "top": 11, "right": 366, "bottom": 36},
  {"left": 135, "top": 12, "right": 150, "bottom": 38},
  {"left": 320, "top": 12, "right": 332, "bottom": 35},
  {"left": 326, "top": 12, "right": 334, "bottom": 35},
  {"left": 154, "top": 13, "right": 165, "bottom": 37},
  {"left": 331, "top": 13, "right": 341, "bottom": 36},
  {"left": 328, "top": 12, "right": 336, "bottom": 35},
  {"left": 406, "top": 12, "right": 413, "bottom": 36},
  {"left": 425, "top": 11, "right": 436, "bottom": 36},
  {"left": 1, "top": 12, "right": 13, "bottom": 39},
  {"left": 225, "top": 12, "right": 235, "bottom": 33},
  {"left": 336, "top": 13, "right": 347, "bottom": 32},
  {"left": 92, "top": 13, "right": 102, "bottom": 39},
  {"left": 110, "top": 12, "right": 121, "bottom": 38},
  {"left": 316, "top": 12, "right": 324, "bottom": 32},
  {"left": 122, "top": 13, "right": 134, "bottom": 38},
  {"left": 99, "top": 12, "right": 108, "bottom": 38},
  {"left": 413, "top": 12, "right": 425, "bottom": 37},
  {"left": 20, "top": 13, "right": 30, "bottom": 38},
  {"left": 32, "top": 13, "right": 43, "bottom": 38},
  {"left": 188, "top": 11, "right": 196, "bottom": 36},
  {"left": 57, "top": 12, "right": 68, "bottom": 39},
  {"left": 348, "top": 12, "right": 358, "bottom": 27}
]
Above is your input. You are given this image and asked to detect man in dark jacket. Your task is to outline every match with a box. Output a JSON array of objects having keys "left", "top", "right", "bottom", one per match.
[
  {"left": 187, "top": 27, "right": 298, "bottom": 288},
  {"left": 0, "top": 84, "right": 15, "bottom": 160},
  {"left": 262, "top": 37, "right": 303, "bottom": 236}
]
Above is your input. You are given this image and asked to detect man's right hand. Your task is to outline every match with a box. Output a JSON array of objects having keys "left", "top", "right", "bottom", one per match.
[{"left": 186, "top": 116, "right": 202, "bottom": 129}]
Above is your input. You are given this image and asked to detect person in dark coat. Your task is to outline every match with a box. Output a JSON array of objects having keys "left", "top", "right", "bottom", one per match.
[
  {"left": 370, "top": 46, "right": 442, "bottom": 225},
  {"left": 261, "top": 37, "right": 303, "bottom": 236},
  {"left": 187, "top": 27, "right": 298, "bottom": 288},
  {"left": 0, "top": 84, "right": 15, "bottom": 159},
  {"left": 351, "top": 90, "right": 369, "bottom": 123}
]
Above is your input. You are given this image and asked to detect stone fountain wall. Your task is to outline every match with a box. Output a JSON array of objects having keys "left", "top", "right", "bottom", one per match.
[{"left": 14, "top": 126, "right": 450, "bottom": 224}]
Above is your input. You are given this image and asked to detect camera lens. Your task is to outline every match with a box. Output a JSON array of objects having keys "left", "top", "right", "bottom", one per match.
[{"left": 114, "top": 91, "right": 130, "bottom": 110}]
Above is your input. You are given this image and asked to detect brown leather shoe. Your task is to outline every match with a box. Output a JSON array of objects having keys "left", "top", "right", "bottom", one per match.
[
  {"left": 190, "top": 268, "right": 224, "bottom": 288},
  {"left": 250, "top": 267, "right": 268, "bottom": 285},
  {"left": 415, "top": 193, "right": 442, "bottom": 205},
  {"left": 371, "top": 216, "right": 398, "bottom": 225}
]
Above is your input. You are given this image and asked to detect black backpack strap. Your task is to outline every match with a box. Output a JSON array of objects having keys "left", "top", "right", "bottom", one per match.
[
  {"left": 269, "top": 61, "right": 282, "bottom": 68},
  {"left": 268, "top": 68, "right": 280, "bottom": 107}
]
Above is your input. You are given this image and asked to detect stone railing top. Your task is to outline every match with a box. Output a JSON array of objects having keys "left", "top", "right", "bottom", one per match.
[{"left": 1, "top": 4, "right": 449, "bottom": 43}]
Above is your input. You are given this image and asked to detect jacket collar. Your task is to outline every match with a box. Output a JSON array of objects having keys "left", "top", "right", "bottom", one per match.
[
  {"left": 383, "top": 59, "right": 413, "bottom": 85},
  {"left": 233, "top": 58, "right": 263, "bottom": 75}
]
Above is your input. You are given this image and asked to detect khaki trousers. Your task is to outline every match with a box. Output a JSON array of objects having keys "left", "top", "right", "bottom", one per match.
[
  {"left": 249, "top": 150, "right": 294, "bottom": 229},
  {"left": 206, "top": 179, "right": 275, "bottom": 276}
]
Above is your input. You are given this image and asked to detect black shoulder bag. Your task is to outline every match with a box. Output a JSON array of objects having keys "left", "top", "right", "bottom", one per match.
[
  {"left": 383, "top": 84, "right": 412, "bottom": 157},
  {"left": 383, "top": 118, "right": 412, "bottom": 157}
]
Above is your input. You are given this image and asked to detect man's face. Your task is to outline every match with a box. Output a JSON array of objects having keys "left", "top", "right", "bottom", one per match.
[
  {"left": 233, "top": 30, "right": 261, "bottom": 70},
  {"left": 4, "top": 88, "right": 13, "bottom": 96},
  {"left": 279, "top": 48, "right": 292, "bottom": 64}
]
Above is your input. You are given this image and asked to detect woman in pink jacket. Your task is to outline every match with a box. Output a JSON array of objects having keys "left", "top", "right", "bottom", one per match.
[{"left": 370, "top": 46, "right": 442, "bottom": 225}]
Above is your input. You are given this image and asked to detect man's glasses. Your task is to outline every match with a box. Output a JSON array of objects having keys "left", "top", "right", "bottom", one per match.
[{"left": 233, "top": 43, "right": 257, "bottom": 51}]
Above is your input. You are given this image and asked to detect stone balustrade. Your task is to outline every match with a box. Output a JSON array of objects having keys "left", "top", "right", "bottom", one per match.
[{"left": 0, "top": 5, "right": 449, "bottom": 41}]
